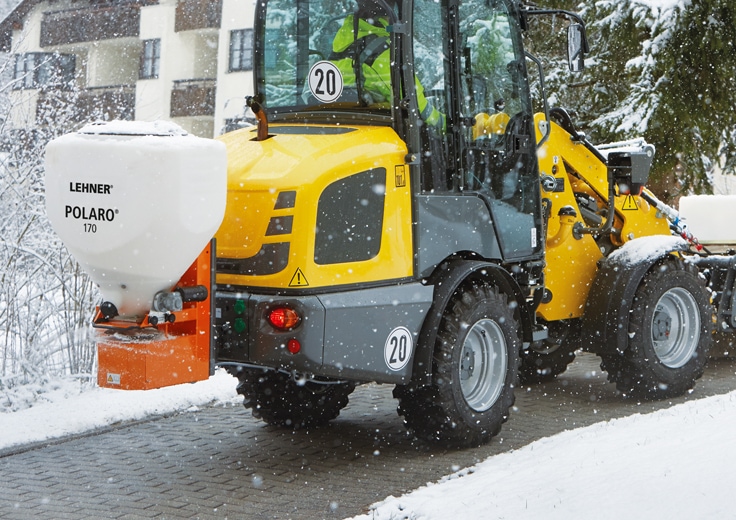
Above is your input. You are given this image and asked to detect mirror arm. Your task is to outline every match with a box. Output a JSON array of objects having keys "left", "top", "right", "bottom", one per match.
[{"left": 521, "top": 7, "right": 590, "bottom": 53}]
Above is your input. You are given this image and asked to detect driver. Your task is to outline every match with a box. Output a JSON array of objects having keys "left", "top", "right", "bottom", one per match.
[{"left": 330, "top": 3, "right": 446, "bottom": 131}]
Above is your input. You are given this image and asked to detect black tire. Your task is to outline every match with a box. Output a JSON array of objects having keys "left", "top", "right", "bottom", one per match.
[
  {"left": 234, "top": 369, "right": 355, "bottom": 429},
  {"left": 519, "top": 319, "right": 580, "bottom": 384},
  {"left": 394, "top": 283, "right": 520, "bottom": 447},
  {"left": 600, "top": 259, "right": 713, "bottom": 399}
]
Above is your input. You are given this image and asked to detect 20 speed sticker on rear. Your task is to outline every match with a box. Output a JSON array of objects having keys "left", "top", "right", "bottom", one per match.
[{"left": 384, "top": 326, "right": 413, "bottom": 371}]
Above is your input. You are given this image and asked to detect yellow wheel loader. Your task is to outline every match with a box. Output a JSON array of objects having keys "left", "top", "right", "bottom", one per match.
[
  {"left": 211, "top": 0, "right": 715, "bottom": 447},
  {"left": 47, "top": 0, "right": 725, "bottom": 449}
]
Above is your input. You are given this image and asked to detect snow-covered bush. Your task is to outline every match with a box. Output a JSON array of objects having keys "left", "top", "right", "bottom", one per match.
[{"left": 0, "top": 54, "right": 99, "bottom": 411}]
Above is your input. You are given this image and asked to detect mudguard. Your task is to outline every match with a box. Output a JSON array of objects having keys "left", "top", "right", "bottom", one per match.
[
  {"left": 580, "top": 236, "right": 689, "bottom": 355},
  {"left": 409, "top": 259, "right": 532, "bottom": 387}
]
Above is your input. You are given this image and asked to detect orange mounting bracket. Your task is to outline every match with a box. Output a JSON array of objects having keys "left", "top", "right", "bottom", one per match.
[{"left": 96, "top": 240, "right": 216, "bottom": 390}]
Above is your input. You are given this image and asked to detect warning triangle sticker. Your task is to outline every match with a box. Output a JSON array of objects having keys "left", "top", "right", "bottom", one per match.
[
  {"left": 622, "top": 195, "right": 639, "bottom": 211},
  {"left": 289, "top": 268, "right": 309, "bottom": 287}
]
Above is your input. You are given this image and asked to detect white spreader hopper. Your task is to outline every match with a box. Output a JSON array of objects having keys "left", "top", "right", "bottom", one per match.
[
  {"left": 679, "top": 195, "right": 736, "bottom": 246},
  {"left": 45, "top": 121, "right": 227, "bottom": 318}
]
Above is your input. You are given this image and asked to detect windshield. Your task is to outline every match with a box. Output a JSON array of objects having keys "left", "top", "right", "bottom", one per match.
[{"left": 255, "top": 0, "right": 398, "bottom": 120}]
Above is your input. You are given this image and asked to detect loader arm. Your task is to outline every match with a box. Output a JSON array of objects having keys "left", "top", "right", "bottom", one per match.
[{"left": 533, "top": 112, "right": 669, "bottom": 322}]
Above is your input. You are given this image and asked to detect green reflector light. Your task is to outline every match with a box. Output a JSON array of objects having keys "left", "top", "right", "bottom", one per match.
[
  {"left": 234, "top": 299, "right": 246, "bottom": 314},
  {"left": 234, "top": 317, "right": 246, "bottom": 334}
]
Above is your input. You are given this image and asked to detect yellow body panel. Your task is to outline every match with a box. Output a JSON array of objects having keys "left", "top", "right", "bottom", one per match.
[
  {"left": 214, "top": 124, "right": 413, "bottom": 289},
  {"left": 535, "top": 121, "right": 602, "bottom": 321},
  {"left": 614, "top": 188, "right": 669, "bottom": 243},
  {"left": 534, "top": 114, "right": 670, "bottom": 321}
]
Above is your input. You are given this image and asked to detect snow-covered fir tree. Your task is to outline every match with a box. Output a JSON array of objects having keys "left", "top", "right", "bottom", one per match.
[{"left": 528, "top": 0, "right": 736, "bottom": 200}]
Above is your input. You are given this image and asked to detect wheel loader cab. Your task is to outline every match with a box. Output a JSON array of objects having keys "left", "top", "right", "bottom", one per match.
[
  {"left": 411, "top": 0, "right": 542, "bottom": 266},
  {"left": 253, "top": 0, "right": 540, "bottom": 261}
]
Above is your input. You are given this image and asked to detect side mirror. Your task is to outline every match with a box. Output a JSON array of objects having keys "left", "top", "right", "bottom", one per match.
[{"left": 567, "top": 23, "right": 587, "bottom": 72}]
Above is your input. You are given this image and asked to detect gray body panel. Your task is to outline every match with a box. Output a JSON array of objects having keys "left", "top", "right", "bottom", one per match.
[
  {"left": 415, "top": 194, "right": 502, "bottom": 277},
  {"left": 319, "top": 283, "right": 434, "bottom": 382},
  {"left": 215, "top": 282, "right": 434, "bottom": 384}
]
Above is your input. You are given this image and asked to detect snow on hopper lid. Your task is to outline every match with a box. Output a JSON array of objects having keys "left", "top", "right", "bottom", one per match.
[{"left": 78, "top": 120, "right": 189, "bottom": 137}]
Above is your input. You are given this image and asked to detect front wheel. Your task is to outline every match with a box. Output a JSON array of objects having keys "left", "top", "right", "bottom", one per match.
[
  {"left": 394, "top": 283, "right": 519, "bottom": 447},
  {"left": 600, "top": 259, "right": 713, "bottom": 399}
]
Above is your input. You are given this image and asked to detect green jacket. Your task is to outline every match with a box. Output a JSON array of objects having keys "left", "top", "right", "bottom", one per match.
[{"left": 331, "top": 15, "right": 445, "bottom": 130}]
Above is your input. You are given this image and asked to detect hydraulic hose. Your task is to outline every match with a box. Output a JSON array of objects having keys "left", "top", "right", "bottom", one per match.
[{"left": 640, "top": 190, "right": 704, "bottom": 251}]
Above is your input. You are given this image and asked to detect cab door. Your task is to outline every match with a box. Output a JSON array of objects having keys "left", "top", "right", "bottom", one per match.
[{"left": 453, "top": 0, "right": 543, "bottom": 261}]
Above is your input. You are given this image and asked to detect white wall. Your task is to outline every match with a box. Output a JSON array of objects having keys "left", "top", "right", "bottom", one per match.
[
  {"left": 11, "top": 4, "right": 42, "bottom": 53},
  {"left": 214, "top": 0, "right": 256, "bottom": 135},
  {"left": 6, "top": 0, "right": 257, "bottom": 138},
  {"left": 177, "top": 31, "right": 219, "bottom": 79},
  {"left": 138, "top": 0, "right": 224, "bottom": 137},
  {"left": 87, "top": 39, "right": 139, "bottom": 87},
  {"left": 6, "top": 2, "right": 44, "bottom": 128},
  {"left": 136, "top": 0, "right": 175, "bottom": 123}
]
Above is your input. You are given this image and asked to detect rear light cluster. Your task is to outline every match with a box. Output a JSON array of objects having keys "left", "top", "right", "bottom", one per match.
[
  {"left": 267, "top": 307, "right": 302, "bottom": 355},
  {"left": 268, "top": 307, "right": 300, "bottom": 329}
]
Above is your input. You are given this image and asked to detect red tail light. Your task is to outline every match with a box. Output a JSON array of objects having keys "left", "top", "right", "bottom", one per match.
[
  {"left": 287, "top": 339, "right": 301, "bottom": 354},
  {"left": 268, "top": 307, "right": 301, "bottom": 329}
]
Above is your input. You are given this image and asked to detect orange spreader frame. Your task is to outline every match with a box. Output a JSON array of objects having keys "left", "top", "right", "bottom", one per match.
[{"left": 96, "top": 242, "right": 214, "bottom": 390}]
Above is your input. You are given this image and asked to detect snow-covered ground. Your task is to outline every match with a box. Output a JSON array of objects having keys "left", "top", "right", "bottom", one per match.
[
  {"left": 348, "top": 389, "right": 736, "bottom": 520},
  {"left": 0, "top": 370, "right": 241, "bottom": 453},
  {"left": 2, "top": 371, "right": 735, "bottom": 519}
]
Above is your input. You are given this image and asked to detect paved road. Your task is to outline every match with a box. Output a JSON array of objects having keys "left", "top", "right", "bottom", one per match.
[{"left": 2, "top": 352, "right": 736, "bottom": 520}]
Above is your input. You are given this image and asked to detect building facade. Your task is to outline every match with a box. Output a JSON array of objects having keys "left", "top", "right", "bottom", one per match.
[{"left": 0, "top": 0, "right": 255, "bottom": 138}]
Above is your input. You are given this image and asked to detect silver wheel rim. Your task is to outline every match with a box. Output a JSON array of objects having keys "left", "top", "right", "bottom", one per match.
[
  {"left": 460, "top": 318, "right": 508, "bottom": 412},
  {"left": 651, "top": 287, "right": 700, "bottom": 368}
]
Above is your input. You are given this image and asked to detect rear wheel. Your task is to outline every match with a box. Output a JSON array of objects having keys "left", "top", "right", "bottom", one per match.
[
  {"left": 234, "top": 369, "right": 355, "bottom": 429},
  {"left": 600, "top": 260, "right": 712, "bottom": 399},
  {"left": 394, "top": 283, "right": 519, "bottom": 447}
]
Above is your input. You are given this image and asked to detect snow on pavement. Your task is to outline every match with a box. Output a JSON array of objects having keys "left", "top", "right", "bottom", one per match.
[
  {"left": 2, "top": 372, "right": 735, "bottom": 519},
  {"left": 0, "top": 369, "right": 240, "bottom": 453},
  {"left": 348, "top": 390, "right": 736, "bottom": 520}
]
